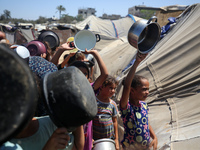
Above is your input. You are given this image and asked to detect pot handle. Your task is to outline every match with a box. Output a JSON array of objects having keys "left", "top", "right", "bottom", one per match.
[
  {"left": 95, "top": 34, "right": 101, "bottom": 42},
  {"left": 147, "top": 16, "right": 157, "bottom": 24}
]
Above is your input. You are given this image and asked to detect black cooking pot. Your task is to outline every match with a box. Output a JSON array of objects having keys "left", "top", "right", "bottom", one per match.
[
  {"left": 38, "top": 30, "right": 60, "bottom": 50},
  {"left": 43, "top": 67, "right": 97, "bottom": 132},
  {"left": 0, "top": 44, "right": 37, "bottom": 145}
]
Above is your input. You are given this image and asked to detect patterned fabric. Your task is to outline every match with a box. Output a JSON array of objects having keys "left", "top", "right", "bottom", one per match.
[
  {"left": 28, "top": 56, "right": 58, "bottom": 117},
  {"left": 93, "top": 98, "right": 118, "bottom": 140},
  {"left": 29, "top": 56, "right": 58, "bottom": 79},
  {"left": 120, "top": 101, "right": 150, "bottom": 149}
]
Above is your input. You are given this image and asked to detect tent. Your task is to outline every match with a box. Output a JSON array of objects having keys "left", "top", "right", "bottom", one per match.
[
  {"left": 89, "top": 3, "right": 200, "bottom": 150},
  {"left": 0, "top": 23, "right": 36, "bottom": 45},
  {"left": 75, "top": 15, "right": 141, "bottom": 38}
]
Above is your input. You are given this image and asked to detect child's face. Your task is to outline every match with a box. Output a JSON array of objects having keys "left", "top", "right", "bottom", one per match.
[
  {"left": 101, "top": 83, "right": 117, "bottom": 98},
  {"left": 131, "top": 79, "right": 149, "bottom": 101}
]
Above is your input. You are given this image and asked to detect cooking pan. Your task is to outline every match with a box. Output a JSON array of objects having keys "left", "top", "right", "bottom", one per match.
[
  {"left": 26, "top": 40, "right": 47, "bottom": 56},
  {"left": 0, "top": 44, "right": 37, "bottom": 145},
  {"left": 128, "top": 16, "right": 161, "bottom": 54},
  {"left": 74, "top": 30, "right": 100, "bottom": 51},
  {"left": 43, "top": 66, "right": 97, "bottom": 132},
  {"left": 38, "top": 30, "right": 60, "bottom": 50},
  {"left": 93, "top": 139, "right": 116, "bottom": 150}
]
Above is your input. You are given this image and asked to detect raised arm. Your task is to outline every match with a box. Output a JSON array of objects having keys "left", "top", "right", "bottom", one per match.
[
  {"left": 83, "top": 49, "right": 108, "bottom": 90},
  {"left": 50, "top": 42, "right": 73, "bottom": 65},
  {"left": 120, "top": 52, "right": 147, "bottom": 109},
  {"left": 60, "top": 52, "right": 76, "bottom": 69}
]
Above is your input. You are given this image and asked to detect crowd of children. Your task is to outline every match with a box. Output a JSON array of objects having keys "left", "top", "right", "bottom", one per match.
[{"left": 0, "top": 31, "right": 158, "bottom": 150}]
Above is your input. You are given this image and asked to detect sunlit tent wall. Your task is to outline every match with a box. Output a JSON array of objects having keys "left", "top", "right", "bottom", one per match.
[
  {"left": 74, "top": 15, "right": 141, "bottom": 38},
  {"left": 57, "top": 14, "right": 141, "bottom": 64},
  {"left": 87, "top": 3, "right": 200, "bottom": 150},
  {"left": 0, "top": 23, "right": 36, "bottom": 44}
]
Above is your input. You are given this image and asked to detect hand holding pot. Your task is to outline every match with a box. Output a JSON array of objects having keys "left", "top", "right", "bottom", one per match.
[
  {"left": 58, "top": 42, "right": 74, "bottom": 51},
  {"left": 43, "top": 127, "right": 70, "bottom": 150}
]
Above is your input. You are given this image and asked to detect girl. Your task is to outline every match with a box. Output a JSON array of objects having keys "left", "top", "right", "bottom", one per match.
[
  {"left": 70, "top": 48, "right": 108, "bottom": 150},
  {"left": 120, "top": 52, "right": 157, "bottom": 150},
  {"left": 93, "top": 75, "right": 119, "bottom": 150}
]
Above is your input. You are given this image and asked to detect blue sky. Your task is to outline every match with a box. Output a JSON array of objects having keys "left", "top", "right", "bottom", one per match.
[{"left": 0, "top": 0, "right": 199, "bottom": 20}]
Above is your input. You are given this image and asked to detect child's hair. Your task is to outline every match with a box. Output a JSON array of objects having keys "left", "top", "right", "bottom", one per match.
[
  {"left": 64, "top": 54, "right": 76, "bottom": 65},
  {"left": 102, "top": 75, "right": 119, "bottom": 87},
  {"left": 75, "top": 52, "right": 85, "bottom": 60},
  {"left": 69, "top": 60, "right": 90, "bottom": 78},
  {"left": 131, "top": 75, "right": 148, "bottom": 89}
]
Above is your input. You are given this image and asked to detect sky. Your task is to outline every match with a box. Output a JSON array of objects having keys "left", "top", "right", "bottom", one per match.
[{"left": 0, "top": 0, "right": 199, "bottom": 20}]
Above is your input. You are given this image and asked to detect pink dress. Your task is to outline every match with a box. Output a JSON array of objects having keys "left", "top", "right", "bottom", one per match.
[
  {"left": 83, "top": 121, "right": 93, "bottom": 150},
  {"left": 83, "top": 82, "right": 99, "bottom": 150}
]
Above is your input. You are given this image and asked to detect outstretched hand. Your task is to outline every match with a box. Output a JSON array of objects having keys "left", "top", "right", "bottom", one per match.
[
  {"left": 82, "top": 48, "right": 97, "bottom": 54},
  {"left": 43, "top": 127, "right": 70, "bottom": 150},
  {"left": 58, "top": 43, "right": 74, "bottom": 51}
]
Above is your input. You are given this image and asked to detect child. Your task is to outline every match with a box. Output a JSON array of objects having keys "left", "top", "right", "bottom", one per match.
[
  {"left": 120, "top": 52, "right": 157, "bottom": 150},
  {"left": 93, "top": 75, "right": 119, "bottom": 150},
  {"left": 70, "top": 48, "right": 108, "bottom": 150},
  {"left": 9, "top": 71, "right": 85, "bottom": 150}
]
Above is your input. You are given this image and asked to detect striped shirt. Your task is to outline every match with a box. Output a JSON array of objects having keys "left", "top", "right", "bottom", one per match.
[{"left": 93, "top": 98, "right": 118, "bottom": 140}]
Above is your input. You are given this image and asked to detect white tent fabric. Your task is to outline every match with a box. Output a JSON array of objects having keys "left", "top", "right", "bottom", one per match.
[
  {"left": 19, "top": 28, "right": 35, "bottom": 42},
  {"left": 75, "top": 15, "right": 141, "bottom": 38},
  {"left": 90, "top": 3, "right": 200, "bottom": 150}
]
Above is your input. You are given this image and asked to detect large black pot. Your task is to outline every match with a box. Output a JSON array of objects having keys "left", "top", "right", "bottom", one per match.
[
  {"left": 38, "top": 30, "right": 60, "bottom": 50},
  {"left": 0, "top": 44, "right": 37, "bottom": 145},
  {"left": 43, "top": 67, "right": 97, "bottom": 132}
]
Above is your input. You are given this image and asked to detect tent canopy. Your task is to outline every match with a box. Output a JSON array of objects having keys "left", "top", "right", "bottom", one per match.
[{"left": 90, "top": 3, "right": 200, "bottom": 150}]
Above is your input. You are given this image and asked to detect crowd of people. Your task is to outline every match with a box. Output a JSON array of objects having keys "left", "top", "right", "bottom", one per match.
[{"left": 0, "top": 30, "right": 158, "bottom": 150}]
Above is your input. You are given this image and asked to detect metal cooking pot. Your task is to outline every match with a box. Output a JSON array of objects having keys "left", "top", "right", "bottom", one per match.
[
  {"left": 0, "top": 44, "right": 37, "bottom": 145},
  {"left": 43, "top": 67, "right": 97, "bottom": 132},
  {"left": 93, "top": 138, "right": 116, "bottom": 150},
  {"left": 74, "top": 30, "right": 100, "bottom": 52},
  {"left": 38, "top": 30, "right": 60, "bottom": 50},
  {"left": 26, "top": 40, "right": 47, "bottom": 56},
  {"left": 128, "top": 16, "right": 161, "bottom": 54}
]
